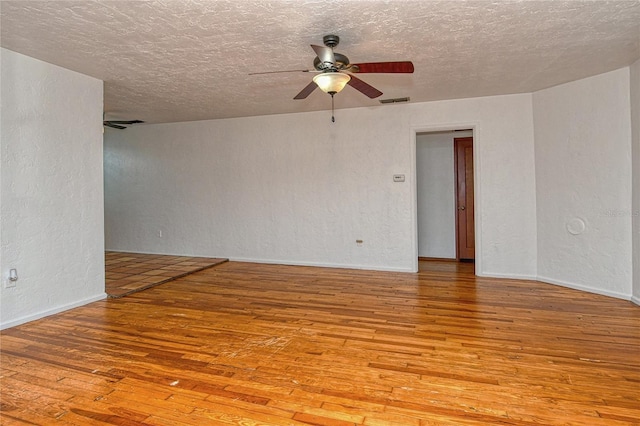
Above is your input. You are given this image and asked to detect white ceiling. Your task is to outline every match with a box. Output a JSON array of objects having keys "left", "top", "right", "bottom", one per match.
[{"left": 2, "top": 0, "right": 639, "bottom": 124}]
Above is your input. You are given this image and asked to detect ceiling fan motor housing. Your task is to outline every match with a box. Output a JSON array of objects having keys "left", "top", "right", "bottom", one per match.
[{"left": 313, "top": 52, "right": 350, "bottom": 71}]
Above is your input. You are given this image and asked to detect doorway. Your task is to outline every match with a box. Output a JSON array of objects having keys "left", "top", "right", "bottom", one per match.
[{"left": 416, "top": 130, "right": 475, "bottom": 265}]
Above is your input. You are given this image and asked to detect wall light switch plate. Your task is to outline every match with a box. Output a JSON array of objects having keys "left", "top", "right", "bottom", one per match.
[{"left": 393, "top": 174, "right": 405, "bottom": 182}]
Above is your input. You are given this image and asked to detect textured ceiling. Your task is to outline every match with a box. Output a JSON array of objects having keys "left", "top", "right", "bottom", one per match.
[{"left": 2, "top": 0, "right": 639, "bottom": 124}]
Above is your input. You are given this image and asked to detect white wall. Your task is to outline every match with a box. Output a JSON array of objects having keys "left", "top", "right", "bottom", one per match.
[
  {"left": 0, "top": 49, "right": 105, "bottom": 329},
  {"left": 105, "top": 93, "right": 538, "bottom": 277},
  {"left": 533, "top": 68, "right": 633, "bottom": 299},
  {"left": 631, "top": 58, "right": 640, "bottom": 305},
  {"left": 416, "top": 131, "right": 468, "bottom": 259}
]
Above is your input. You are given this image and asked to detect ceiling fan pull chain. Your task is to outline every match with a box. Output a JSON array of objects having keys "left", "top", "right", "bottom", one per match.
[{"left": 331, "top": 94, "right": 335, "bottom": 123}]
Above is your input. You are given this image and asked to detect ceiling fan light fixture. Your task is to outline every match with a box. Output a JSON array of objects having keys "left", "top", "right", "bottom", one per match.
[{"left": 313, "top": 72, "right": 351, "bottom": 95}]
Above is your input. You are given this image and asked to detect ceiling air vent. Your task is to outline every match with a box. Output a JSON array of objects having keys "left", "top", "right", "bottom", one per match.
[{"left": 379, "top": 97, "right": 410, "bottom": 104}]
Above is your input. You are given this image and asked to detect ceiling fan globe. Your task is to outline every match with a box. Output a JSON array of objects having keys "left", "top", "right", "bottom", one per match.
[{"left": 313, "top": 72, "right": 351, "bottom": 95}]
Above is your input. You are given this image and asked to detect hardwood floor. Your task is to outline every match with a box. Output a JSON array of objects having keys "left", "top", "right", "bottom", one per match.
[
  {"left": 1, "top": 261, "right": 639, "bottom": 425},
  {"left": 105, "top": 251, "right": 228, "bottom": 297}
]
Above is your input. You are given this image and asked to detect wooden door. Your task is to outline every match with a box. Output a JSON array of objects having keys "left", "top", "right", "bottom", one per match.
[{"left": 455, "top": 137, "right": 475, "bottom": 260}]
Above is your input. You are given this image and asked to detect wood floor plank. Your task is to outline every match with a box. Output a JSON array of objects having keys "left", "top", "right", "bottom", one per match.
[{"left": 1, "top": 260, "right": 639, "bottom": 425}]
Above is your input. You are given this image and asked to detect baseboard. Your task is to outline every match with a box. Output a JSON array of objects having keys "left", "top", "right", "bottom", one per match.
[
  {"left": 476, "top": 271, "right": 538, "bottom": 281},
  {"left": 536, "top": 275, "right": 631, "bottom": 301},
  {"left": 0, "top": 292, "right": 107, "bottom": 330},
  {"left": 418, "top": 257, "right": 457, "bottom": 262},
  {"left": 462, "top": 271, "right": 634, "bottom": 302},
  {"left": 229, "top": 256, "right": 415, "bottom": 273}
]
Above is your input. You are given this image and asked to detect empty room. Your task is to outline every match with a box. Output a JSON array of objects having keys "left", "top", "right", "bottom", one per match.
[{"left": 1, "top": 1, "right": 639, "bottom": 424}]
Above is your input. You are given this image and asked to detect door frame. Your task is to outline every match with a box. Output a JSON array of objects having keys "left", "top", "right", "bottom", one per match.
[{"left": 410, "top": 123, "right": 481, "bottom": 274}]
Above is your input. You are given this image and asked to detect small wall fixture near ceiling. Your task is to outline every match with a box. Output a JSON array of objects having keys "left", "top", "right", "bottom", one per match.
[
  {"left": 312, "top": 72, "right": 351, "bottom": 94},
  {"left": 379, "top": 97, "right": 410, "bottom": 104}
]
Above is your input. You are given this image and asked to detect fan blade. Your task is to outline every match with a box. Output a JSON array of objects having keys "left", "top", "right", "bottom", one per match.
[
  {"left": 347, "top": 75, "right": 383, "bottom": 99},
  {"left": 249, "top": 69, "right": 313, "bottom": 75},
  {"left": 103, "top": 122, "right": 127, "bottom": 129},
  {"left": 350, "top": 61, "right": 414, "bottom": 73},
  {"left": 311, "top": 44, "right": 335, "bottom": 68},
  {"left": 105, "top": 120, "right": 145, "bottom": 124},
  {"left": 293, "top": 81, "right": 318, "bottom": 100}
]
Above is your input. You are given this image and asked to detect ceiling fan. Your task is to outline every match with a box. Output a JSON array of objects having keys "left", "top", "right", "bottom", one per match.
[
  {"left": 251, "top": 35, "right": 414, "bottom": 121},
  {"left": 103, "top": 119, "right": 144, "bottom": 130}
]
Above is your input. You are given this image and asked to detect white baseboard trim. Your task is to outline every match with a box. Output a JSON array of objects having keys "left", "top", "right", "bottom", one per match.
[
  {"left": 536, "top": 275, "right": 631, "bottom": 301},
  {"left": 0, "top": 292, "right": 107, "bottom": 330},
  {"left": 473, "top": 271, "right": 635, "bottom": 302},
  {"left": 476, "top": 271, "right": 538, "bottom": 281},
  {"left": 229, "top": 257, "right": 415, "bottom": 273}
]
